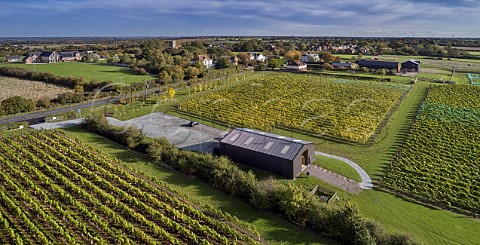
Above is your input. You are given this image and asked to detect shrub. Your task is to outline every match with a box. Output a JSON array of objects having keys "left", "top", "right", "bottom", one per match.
[
  {"left": 133, "top": 66, "right": 148, "bottom": 75},
  {"left": 249, "top": 177, "right": 280, "bottom": 210},
  {"left": 122, "top": 126, "right": 145, "bottom": 149},
  {"left": 1, "top": 96, "right": 35, "bottom": 115},
  {"left": 54, "top": 92, "right": 85, "bottom": 105}
]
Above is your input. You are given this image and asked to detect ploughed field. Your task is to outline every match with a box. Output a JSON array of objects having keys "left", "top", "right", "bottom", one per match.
[
  {"left": 383, "top": 85, "right": 480, "bottom": 213},
  {"left": 179, "top": 73, "right": 409, "bottom": 143},
  {"left": 0, "top": 76, "right": 72, "bottom": 102},
  {"left": 0, "top": 131, "right": 261, "bottom": 244}
]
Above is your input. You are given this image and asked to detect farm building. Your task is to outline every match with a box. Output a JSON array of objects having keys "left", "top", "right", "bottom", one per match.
[
  {"left": 332, "top": 62, "right": 358, "bottom": 69},
  {"left": 6, "top": 55, "right": 21, "bottom": 62},
  {"left": 357, "top": 59, "right": 400, "bottom": 73},
  {"left": 286, "top": 60, "right": 308, "bottom": 72},
  {"left": 401, "top": 59, "right": 420, "bottom": 72},
  {"left": 219, "top": 128, "right": 315, "bottom": 179}
]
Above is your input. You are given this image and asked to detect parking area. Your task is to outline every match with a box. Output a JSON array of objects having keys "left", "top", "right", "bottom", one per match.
[{"left": 107, "top": 113, "right": 229, "bottom": 153}]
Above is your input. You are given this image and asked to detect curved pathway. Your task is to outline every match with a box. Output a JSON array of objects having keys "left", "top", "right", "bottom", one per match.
[{"left": 315, "top": 151, "right": 373, "bottom": 190}]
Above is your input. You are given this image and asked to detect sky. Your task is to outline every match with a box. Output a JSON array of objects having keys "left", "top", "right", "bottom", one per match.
[{"left": 1, "top": 0, "right": 479, "bottom": 37}]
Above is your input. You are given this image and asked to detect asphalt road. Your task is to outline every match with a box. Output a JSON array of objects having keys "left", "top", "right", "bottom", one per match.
[{"left": 0, "top": 87, "right": 162, "bottom": 125}]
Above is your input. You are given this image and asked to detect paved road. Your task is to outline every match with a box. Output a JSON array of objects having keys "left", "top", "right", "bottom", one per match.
[
  {"left": 0, "top": 97, "right": 119, "bottom": 125},
  {"left": 315, "top": 151, "right": 373, "bottom": 189},
  {"left": 0, "top": 87, "right": 162, "bottom": 125}
]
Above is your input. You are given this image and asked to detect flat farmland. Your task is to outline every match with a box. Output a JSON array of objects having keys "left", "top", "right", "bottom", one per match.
[
  {"left": 0, "top": 76, "right": 73, "bottom": 102},
  {"left": 0, "top": 62, "right": 155, "bottom": 84}
]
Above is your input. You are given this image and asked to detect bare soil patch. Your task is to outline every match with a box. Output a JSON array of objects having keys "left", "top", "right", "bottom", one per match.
[{"left": 0, "top": 76, "right": 73, "bottom": 102}]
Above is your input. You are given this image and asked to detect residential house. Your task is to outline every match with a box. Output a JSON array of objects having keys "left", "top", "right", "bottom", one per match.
[
  {"left": 357, "top": 59, "right": 400, "bottom": 73},
  {"left": 248, "top": 52, "right": 266, "bottom": 62},
  {"left": 60, "top": 51, "right": 81, "bottom": 61},
  {"left": 401, "top": 60, "right": 420, "bottom": 72},
  {"left": 6, "top": 55, "right": 21, "bottom": 62},
  {"left": 220, "top": 128, "right": 315, "bottom": 179},
  {"left": 192, "top": 55, "right": 213, "bottom": 68},
  {"left": 228, "top": 56, "right": 239, "bottom": 65},
  {"left": 39, "top": 52, "right": 59, "bottom": 63},
  {"left": 23, "top": 52, "right": 41, "bottom": 64},
  {"left": 286, "top": 60, "right": 308, "bottom": 72},
  {"left": 301, "top": 54, "right": 320, "bottom": 63},
  {"left": 358, "top": 47, "right": 371, "bottom": 54},
  {"left": 344, "top": 47, "right": 357, "bottom": 54}
]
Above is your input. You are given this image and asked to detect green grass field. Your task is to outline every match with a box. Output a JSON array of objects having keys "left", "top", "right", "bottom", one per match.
[
  {"left": 314, "top": 155, "right": 362, "bottom": 182},
  {"left": 468, "top": 51, "right": 480, "bottom": 56},
  {"left": 0, "top": 62, "right": 155, "bottom": 84}
]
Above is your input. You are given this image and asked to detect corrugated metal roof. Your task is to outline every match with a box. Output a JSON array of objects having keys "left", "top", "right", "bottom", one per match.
[
  {"left": 402, "top": 59, "right": 420, "bottom": 65},
  {"left": 220, "top": 128, "right": 313, "bottom": 160},
  {"left": 357, "top": 59, "right": 399, "bottom": 68}
]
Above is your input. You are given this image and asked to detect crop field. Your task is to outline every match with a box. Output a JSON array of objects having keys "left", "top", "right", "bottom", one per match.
[
  {"left": 179, "top": 73, "right": 408, "bottom": 143},
  {"left": 0, "top": 76, "right": 73, "bottom": 102},
  {"left": 0, "top": 131, "right": 260, "bottom": 244},
  {"left": 383, "top": 85, "right": 480, "bottom": 213},
  {"left": 0, "top": 62, "right": 154, "bottom": 84}
]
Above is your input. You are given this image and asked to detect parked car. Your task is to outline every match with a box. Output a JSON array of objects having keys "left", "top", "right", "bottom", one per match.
[{"left": 188, "top": 121, "right": 200, "bottom": 127}]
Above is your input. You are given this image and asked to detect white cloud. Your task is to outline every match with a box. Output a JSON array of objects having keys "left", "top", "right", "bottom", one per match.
[{"left": 2, "top": 0, "right": 480, "bottom": 37}]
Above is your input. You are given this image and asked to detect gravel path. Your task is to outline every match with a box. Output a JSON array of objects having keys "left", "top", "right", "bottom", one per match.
[
  {"left": 107, "top": 113, "right": 228, "bottom": 153},
  {"left": 302, "top": 165, "right": 361, "bottom": 194},
  {"left": 315, "top": 151, "right": 373, "bottom": 189}
]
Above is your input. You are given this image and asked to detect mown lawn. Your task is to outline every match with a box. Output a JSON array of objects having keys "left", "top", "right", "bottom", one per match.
[
  {"left": 0, "top": 62, "right": 155, "bottom": 84},
  {"left": 313, "top": 155, "right": 362, "bottom": 182},
  {"left": 60, "top": 126, "right": 337, "bottom": 245}
]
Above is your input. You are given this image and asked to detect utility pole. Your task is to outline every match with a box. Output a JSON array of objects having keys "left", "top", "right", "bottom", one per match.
[
  {"left": 119, "top": 76, "right": 125, "bottom": 103},
  {"left": 145, "top": 80, "right": 149, "bottom": 101},
  {"left": 450, "top": 66, "right": 455, "bottom": 82}
]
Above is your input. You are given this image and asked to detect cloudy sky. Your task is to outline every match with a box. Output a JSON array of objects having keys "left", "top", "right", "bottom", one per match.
[{"left": 1, "top": 0, "right": 479, "bottom": 37}]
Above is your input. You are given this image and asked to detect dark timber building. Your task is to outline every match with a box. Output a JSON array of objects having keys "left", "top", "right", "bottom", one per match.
[
  {"left": 357, "top": 59, "right": 400, "bottom": 73},
  {"left": 401, "top": 60, "right": 420, "bottom": 72},
  {"left": 220, "top": 128, "right": 315, "bottom": 179}
]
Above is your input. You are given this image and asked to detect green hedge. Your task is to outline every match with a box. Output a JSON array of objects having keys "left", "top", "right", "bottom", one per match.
[{"left": 82, "top": 114, "right": 420, "bottom": 245}]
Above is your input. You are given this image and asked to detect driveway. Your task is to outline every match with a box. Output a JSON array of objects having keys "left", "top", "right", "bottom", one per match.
[
  {"left": 107, "top": 113, "right": 229, "bottom": 153},
  {"left": 30, "top": 118, "right": 85, "bottom": 130}
]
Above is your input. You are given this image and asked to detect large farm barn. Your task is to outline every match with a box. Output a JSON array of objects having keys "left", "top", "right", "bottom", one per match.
[
  {"left": 220, "top": 128, "right": 315, "bottom": 179},
  {"left": 357, "top": 59, "right": 401, "bottom": 72}
]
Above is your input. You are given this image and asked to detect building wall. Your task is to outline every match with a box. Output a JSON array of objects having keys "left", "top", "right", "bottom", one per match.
[
  {"left": 292, "top": 144, "right": 315, "bottom": 176},
  {"left": 401, "top": 63, "right": 419, "bottom": 72},
  {"left": 220, "top": 143, "right": 296, "bottom": 179}
]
